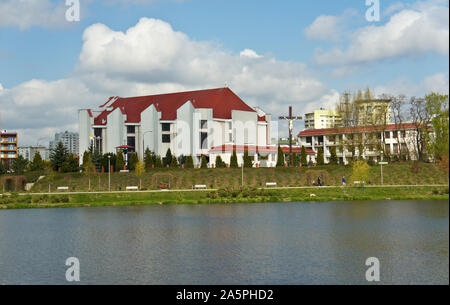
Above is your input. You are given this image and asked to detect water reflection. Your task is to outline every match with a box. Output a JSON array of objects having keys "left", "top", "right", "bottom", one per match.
[{"left": 0, "top": 200, "right": 448, "bottom": 284}]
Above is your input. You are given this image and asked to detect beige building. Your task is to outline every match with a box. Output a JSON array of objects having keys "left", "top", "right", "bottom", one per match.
[
  {"left": 355, "top": 99, "right": 391, "bottom": 126},
  {"left": 1, "top": 130, "right": 18, "bottom": 168},
  {"left": 304, "top": 109, "right": 342, "bottom": 129}
]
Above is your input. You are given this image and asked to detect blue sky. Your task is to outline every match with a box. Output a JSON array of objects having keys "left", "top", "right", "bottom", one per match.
[{"left": 0, "top": 0, "right": 448, "bottom": 144}]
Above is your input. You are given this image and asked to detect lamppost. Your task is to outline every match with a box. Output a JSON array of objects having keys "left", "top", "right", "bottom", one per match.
[
  {"left": 108, "top": 155, "right": 111, "bottom": 192},
  {"left": 143, "top": 131, "right": 153, "bottom": 158},
  {"left": 379, "top": 151, "right": 388, "bottom": 185}
]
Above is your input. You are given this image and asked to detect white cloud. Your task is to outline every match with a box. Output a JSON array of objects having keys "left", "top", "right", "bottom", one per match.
[
  {"left": 0, "top": 0, "right": 70, "bottom": 30},
  {"left": 373, "top": 72, "right": 449, "bottom": 97},
  {"left": 2, "top": 17, "right": 336, "bottom": 144},
  {"left": 314, "top": 1, "right": 449, "bottom": 66},
  {"left": 304, "top": 15, "right": 343, "bottom": 41}
]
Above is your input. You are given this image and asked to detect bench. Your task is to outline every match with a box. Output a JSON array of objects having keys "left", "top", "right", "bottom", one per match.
[
  {"left": 57, "top": 186, "right": 69, "bottom": 191},
  {"left": 266, "top": 182, "right": 277, "bottom": 187},
  {"left": 194, "top": 185, "right": 207, "bottom": 189},
  {"left": 120, "top": 170, "right": 130, "bottom": 173},
  {"left": 126, "top": 186, "right": 139, "bottom": 191}
]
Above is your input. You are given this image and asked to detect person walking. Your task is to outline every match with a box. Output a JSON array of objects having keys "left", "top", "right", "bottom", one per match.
[
  {"left": 342, "top": 176, "right": 346, "bottom": 187},
  {"left": 317, "top": 176, "right": 321, "bottom": 187}
]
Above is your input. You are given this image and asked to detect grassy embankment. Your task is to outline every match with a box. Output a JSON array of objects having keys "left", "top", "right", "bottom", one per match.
[
  {"left": 0, "top": 162, "right": 447, "bottom": 209},
  {"left": 0, "top": 186, "right": 448, "bottom": 209}
]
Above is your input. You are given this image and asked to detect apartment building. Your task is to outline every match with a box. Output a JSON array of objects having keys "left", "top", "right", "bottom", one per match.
[
  {"left": 298, "top": 123, "right": 419, "bottom": 165},
  {"left": 304, "top": 109, "right": 342, "bottom": 129},
  {"left": 18, "top": 146, "right": 50, "bottom": 161},
  {"left": 79, "top": 88, "right": 275, "bottom": 167},
  {"left": 0, "top": 130, "right": 18, "bottom": 167},
  {"left": 49, "top": 131, "right": 79, "bottom": 155}
]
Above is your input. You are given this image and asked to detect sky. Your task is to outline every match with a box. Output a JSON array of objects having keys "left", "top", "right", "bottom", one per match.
[{"left": 0, "top": 0, "right": 448, "bottom": 145}]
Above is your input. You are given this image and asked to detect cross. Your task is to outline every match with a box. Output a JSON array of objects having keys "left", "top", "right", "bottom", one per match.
[{"left": 279, "top": 106, "right": 303, "bottom": 166}]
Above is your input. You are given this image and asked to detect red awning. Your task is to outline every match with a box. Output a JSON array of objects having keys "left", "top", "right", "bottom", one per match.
[{"left": 116, "top": 145, "right": 134, "bottom": 149}]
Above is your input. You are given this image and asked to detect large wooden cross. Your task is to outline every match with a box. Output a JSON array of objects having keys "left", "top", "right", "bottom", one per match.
[{"left": 279, "top": 106, "right": 303, "bottom": 166}]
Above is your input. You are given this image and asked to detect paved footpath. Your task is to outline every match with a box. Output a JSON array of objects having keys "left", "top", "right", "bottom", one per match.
[{"left": 0, "top": 184, "right": 446, "bottom": 196}]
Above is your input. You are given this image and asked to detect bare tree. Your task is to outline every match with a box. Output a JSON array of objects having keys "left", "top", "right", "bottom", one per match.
[{"left": 409, "top": 97, "right": 433, "bottom": 161}]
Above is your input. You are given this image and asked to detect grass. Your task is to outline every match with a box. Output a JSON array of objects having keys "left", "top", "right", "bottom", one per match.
[
  {"left": 0, "top": 186, "right": 448, "bottom": 210},
  {"left": 22, "top": 161, "right": 449, "bottom": 193}
]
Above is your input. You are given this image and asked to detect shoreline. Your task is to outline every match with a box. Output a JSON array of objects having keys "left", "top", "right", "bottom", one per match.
[{"left": 1, "top": 185, "right": 448, "bottom": 210}]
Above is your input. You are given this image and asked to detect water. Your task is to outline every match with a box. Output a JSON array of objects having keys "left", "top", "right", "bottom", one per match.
[{"left": 0, "top": 201, "right": 448, "bottom": 285}]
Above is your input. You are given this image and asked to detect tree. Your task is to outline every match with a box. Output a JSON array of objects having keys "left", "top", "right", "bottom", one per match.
[
  {"left": 351, "top": 160, "right": 370, "bottom": 186},
  {"left": 82, "top": 152, "right": 95, "bottom": 191},
  {"left": 243, "top": 150, "right": 253, "bottom": 168},
  {"left": 171, "top": 155, "right": 179, "bottom": 168},
  {"left": 185, "top": 155, "right": 194, "bottom": 168},
  {"left": 292, "top": 152, "right": 299, "bottom": 167},
  {"left": 101, "top": 153, "right": 116, "bottom": 172},
  {"left": 0, "top": 161, "right": 6, "bottom": 175},
  {"left": 164, "top": 149, "right": 173, "bottom": 167},
  {"left": 230, "top": 149, "right": 238, "bottom": 168},
  {"left": 144, "top": 149, "right": 154, "bottom": 170},
  {"left": 410, "top": 97, "right": 434, "bottom": 161},
  {"left": 425, "top": 93, "right": 449, "bottom": 162},
  {"left": 116, "top": 150, "right": 125, "bottom": 171},
  {"left": 317, "top": 147, "right": 324, "bottom": 165},
  {"left": 62, "top": 154, "right": 79, "bottom": 173},
  {"left": 50, "top": 141, "right": 68, "bottom": 171},
  {"left": 200, "top": 155, "right": 208, "bottom": 168},
  {"left": 329, "top": 146, "right": 338, "bottom": 165},
  {"left": 300, "top": 146, "right": 307, "bottom": 165},
  {"left": 128, "top": 152, "right": 138, "bottom": 171},
  {"left": 135, "top": 159, "right": 146, "bottom": 189},
  {"left": 30, "top": 151, "right": 45, "bottom": 171},
  {"left": 215, "top": 155, "right": 226, "bottom": 168},
  {"left": 155, "top": 155, "right": 163, "bottom": 168},
  {"left": 276, "top": 145, "right": 285, "bottom": 167},
  {"left": 11, "top": 155, "right": 28, "bottom": 174}
]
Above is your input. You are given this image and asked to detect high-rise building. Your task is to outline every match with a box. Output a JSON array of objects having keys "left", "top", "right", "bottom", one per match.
[
  {"left": 18, "top": 146, "right": 50, "bottom": 161},
  {"left": 304, "top": 109, "right": 342, "bottom": 129},
  {"left": 0, "top": 130, "right": 18, "bottom": 167},
  {"left": 49, "top": 131, "right": 79, "bottom": 155}
]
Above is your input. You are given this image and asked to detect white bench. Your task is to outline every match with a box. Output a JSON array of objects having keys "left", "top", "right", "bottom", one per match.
[
  {"left": 194, "top": 185, "right": 207, "bottom": 189},
  {"left": 57, "top": 186, "right": 69, "bottom": 191},
  {"left": 126, "top": 186, "right": 139, "bottom": 191},
  {"left": 120, "top": 170, "right": 130, "bottom": 173},
  {"left": 266, "top": 182, "right": 277, "bottom": 187}
]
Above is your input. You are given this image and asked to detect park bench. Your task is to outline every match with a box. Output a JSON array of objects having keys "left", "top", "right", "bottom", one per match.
[
  {"left": 120, "top": 170, "right": 130, "bottom": 173},
  {"left": 126, "top": 186, "right": 139, "bottom": 191},
  {"left": 57, "top": 186, "right": 69, "bottom": 191},
  {"left": 194, "top": 185, "right": 207, "bottom": 189},
  {"left": 265, "top": 182, "right": 277, "bottom": 187}
]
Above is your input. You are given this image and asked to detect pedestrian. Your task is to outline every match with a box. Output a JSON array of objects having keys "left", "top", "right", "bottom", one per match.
[
  {"left": 318, "top": 176, "right": 321, "bottom": 187},
  {"left": 342, "top": 176, "right": 346, "bottom": 186}
]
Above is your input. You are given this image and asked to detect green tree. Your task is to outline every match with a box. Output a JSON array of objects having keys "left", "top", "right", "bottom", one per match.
[
  {"left": 155, "top": 155, "right": 163, "bottom": 168},
  {"left": 243, "top": 150, "right": 253, "bottom": 168},
  {"left": 30, "top": 151, "right": 45, "bottom": 171},
  {"left": 185, "top": 155, "right": 194, "bottom": 168},
  {"left": 200, "top": 155, "right": 208, "bottom": 168},
  {"left": 82, "top": 152, "right": 95, "bottom": 191},
  {"left": 50, "top": 141, "right": 68, "bottom": 171},
  {"left": 144, "top": 149, "right": 154, "bottom": 171},
  {"left": 164, "top": 149, "right": 173, "bottom": 167},
  {"left": 292, "top": 153, "right": 299, "bottom": 167},
  {"left": 128, "top": 152, "right": 138, "bottom": 171},
  {"left": 171, "top": 155, "right": 179, "bottom": 168},
  {"left": 425, "top": 93, "right": 449, "bottom": 161},
  {"left": 230, "top": 149, "right": 238, "bottom": 168},
  {"left": 135, "top": 159, "right": 146, "bottom": 189},
  {"left": 351, "top": 160, "right": 370, "bottom": 186},
  {"left": 0, "top": 161, "right": 6, "bottom": 175},
  {"left": 11, "top": 155, "right": 28, "bottom": 175},
  {"left": 300, "top": 146, "right": 307, "bottom": 165},
  {"left": 116, "top": 150, "right": 125, "bottom": 171},
  {"left": 317, "top": 147, "right": 325, "bottom": 165},
  {"left": 101, "top": 153, "right": 116, "bottom": 172},
  {"left": 62, "top": 154, "right": 79, "bottom": 173},
  {"left": 215, "top": 155, "right": 225, "bottom": 168},
  {"left": 276, "top": 145, "right": 285, "bottom": 167},
  {"left": 329, "top": 146, "right": 338, "bottom": 165}
]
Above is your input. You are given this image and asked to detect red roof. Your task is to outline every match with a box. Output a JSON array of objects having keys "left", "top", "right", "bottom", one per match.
[
  {"left": 298, "top": 123, "right": 419, "bottom": 137},
  {"left": 258, "top": 115, "right": 266, "bottom": 122},
  {"left": 93, "top": 88, "right": 255, "bottom": 125}
]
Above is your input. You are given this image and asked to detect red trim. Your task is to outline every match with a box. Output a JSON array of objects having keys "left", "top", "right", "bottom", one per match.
[{"left": 298, "top": 123, "right": 421, "bottom": 137}]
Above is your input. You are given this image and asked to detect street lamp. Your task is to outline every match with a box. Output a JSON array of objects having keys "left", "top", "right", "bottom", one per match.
[
  {"left": 379, "top": 151, "right": 388, "bottom": 185},
  {"left": 108, "top": 155, "right": 111, "bottom": 192}
]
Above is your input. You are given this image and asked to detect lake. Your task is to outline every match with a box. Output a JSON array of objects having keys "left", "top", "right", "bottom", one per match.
[{"left": 0, "top": 200, "right": 448, "bottom": 285}]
